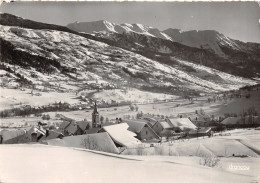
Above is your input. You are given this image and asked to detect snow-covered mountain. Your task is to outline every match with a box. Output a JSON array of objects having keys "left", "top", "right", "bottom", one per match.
[
  {"left": 67, "top": 20, "right": 172, "bottom": 41},
  {"left": 67, "top": 20, "right": 250, "bottom": 57},
  {"left": 0, "top": 13, "right": 258, "bottom": 98},
  {"left": 66, "top": 20, "right": 260, "bottom": 79},
  {"left": 163, "top": 29, "right": 242, "bottom": 57}
]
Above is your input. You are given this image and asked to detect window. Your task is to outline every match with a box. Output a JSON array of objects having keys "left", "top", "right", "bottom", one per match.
[{"left": 146, "top": 131, "right": 148, "bottom": 135}]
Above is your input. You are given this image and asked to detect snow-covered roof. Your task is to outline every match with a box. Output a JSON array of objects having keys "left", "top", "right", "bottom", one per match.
[
  {"left": 221, "top": 117, "right": 241, "bottom": 125},
  {"left": 66, "top": 122, "right": 78, "bottom": 134},
  {"left": 59, "top": 121, "right": 71, "bottom": 129},
  {"left": 189, "top": 114, "right": 207, "bottom": 122},
  {"left": 124, "top": 120, "right": 147, "bottom": 133},
  {"left": 77, "top": 121, "right": 90, "bottom": 131},
  {"left": 101, "top": 123, "right": 141, "bottom": 147},
  {"left": 27, "top": 126, "right": 46, "bottom": 137},
  {"left": 40, "top": 130, "right": 64, "bottom": 141},
  {"left": 0, "top": 129, "right": 26, "bottom": 142},
  {"left": 167, "top": 118, "right": 197, "bottom": 130},
  {"left": 160, "top": 121, "right": 173, "bottom": 129},
  {"left": 46, "top": 133, "right": 119, "bottom": 154}
]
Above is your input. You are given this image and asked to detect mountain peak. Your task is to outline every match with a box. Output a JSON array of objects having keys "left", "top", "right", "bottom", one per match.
[
  {"left": 66, "top": 19, "right": 242, "bottom": 56},
  {"left": 66, "top": 20, "right": 173, "bottom": 40}
]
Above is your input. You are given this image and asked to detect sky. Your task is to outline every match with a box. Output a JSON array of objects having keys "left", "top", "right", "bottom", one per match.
[{"left": 0, "top": 1, "right": 260, "bottom": 43}]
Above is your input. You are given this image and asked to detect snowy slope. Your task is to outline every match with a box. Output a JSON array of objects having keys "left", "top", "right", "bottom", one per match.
[
  {"left": 0, "top": 144, "right": 257, "bottom": 183},
  {"left": 67, "top": 20, "right": 246, "bottom": 57},
  {"left": 163, "top": 29, "right": 242, "bottom": 56},
  {"left": 0, "top": 25, "right": 256, "bottom": 95},
  {"left": 123, "top": 129, "right": 260, "bottom": 158}
]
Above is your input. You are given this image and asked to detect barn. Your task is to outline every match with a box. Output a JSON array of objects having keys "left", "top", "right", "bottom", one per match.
[{"left": 124, "top": 120, "right": 160, "bottom": 141}]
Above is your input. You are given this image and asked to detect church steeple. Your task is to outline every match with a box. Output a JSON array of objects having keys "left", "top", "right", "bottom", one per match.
[
  {"left": 93, "top": 101, "right": 98, "bottom": 114},
  {"left": 92, "top": 101, "right": 100, "bottom": 128}
]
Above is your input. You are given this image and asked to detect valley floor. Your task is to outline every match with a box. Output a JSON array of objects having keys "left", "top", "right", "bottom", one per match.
[{"left": 1, "top": 89, "right": 259, "bottom": 127}]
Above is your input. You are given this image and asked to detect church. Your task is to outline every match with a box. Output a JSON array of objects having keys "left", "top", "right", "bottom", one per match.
[{"left": 92, "top": 101, "right": 101, "bottom": 128}]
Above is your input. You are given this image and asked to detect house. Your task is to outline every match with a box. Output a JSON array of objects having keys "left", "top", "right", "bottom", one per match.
[
  {"left": 142, "top": 116, "right": 164, "bottom": 127},
  {"left": 221, "top": 117, "right": 241, "bottom": 126},
  {"left": 189, "top": 114, "right": 208, "bottom": 127},
  {"left": 59, "top": 121, "right": 71, "bottom": 133},
  {"left": 60, "top": 121, "right": 91, "bottom": 136},
  {"left": 188, "top": 127, "right": 212, "bottom": 137},
  {"left": 77, "top": 121, "right": 91, "bottom": 133},
  {"left": 39, "top": 129, "right": 64, "bottom": 141},
  {"left": 99, "top": 123, "right": 141, "bottom": 147},
  {"left": 0, "top": 129, "right": 28, "bottom": 144},
  {"left": 166, "top": 118, "right": 197, "bottom": 131},
  {"left": 221, "top": 116, "right": 260, "bottom": 128},
  {"left": 64, "top": 122, "right": 82, "bottom": 136},
  {"left": 151, "top": 120, "right": 174, "bottom": 135},
  {"left": 45, "top": 133, "right": 120, "bottom": 154},
  {"left": 123, "top": 120, "right": 160, "bottom": 141},
  {"left": 27, "top": 126, "right": 46, "bottom": 142}
]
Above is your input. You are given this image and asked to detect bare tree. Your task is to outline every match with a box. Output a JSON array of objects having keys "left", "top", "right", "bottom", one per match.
[
  {"left": 199, "top": 155, "right": 220, "bottom": 167},
  {"left": 81, "top": 136, "right": 101, "bottom": 151}
]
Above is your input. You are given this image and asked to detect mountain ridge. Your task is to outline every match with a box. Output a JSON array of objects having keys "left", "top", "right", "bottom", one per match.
[
  {"left": 0, "top": 13, "right": 258, "bottom": 98},
  {"left": 66, "top": 19, "right": 257, "bottom": 58}
]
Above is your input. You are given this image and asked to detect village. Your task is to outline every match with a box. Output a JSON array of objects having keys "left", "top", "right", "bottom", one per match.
[{"left": 1, "top": 84, "right": 260, "bottom": 156}]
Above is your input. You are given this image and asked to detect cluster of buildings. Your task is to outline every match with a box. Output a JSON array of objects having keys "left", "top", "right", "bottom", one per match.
[{"left": 0, "top": 102, "right": 215, "bottom": 147}]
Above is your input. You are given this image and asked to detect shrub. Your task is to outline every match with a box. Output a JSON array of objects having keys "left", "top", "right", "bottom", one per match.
[{"left": 199, "top": 155, "right": 220, "bottom": 167}]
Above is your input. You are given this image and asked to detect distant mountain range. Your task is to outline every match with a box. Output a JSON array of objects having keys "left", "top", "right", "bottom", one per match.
[
  {"left": 67, "top": 20, "right": 260, "bottom": 79},
  {"left": 0, "top": 13, "right": 259, "bottom": 96},
  {"left": 67, "top": 20, "right": 259, "bottom": 58}
]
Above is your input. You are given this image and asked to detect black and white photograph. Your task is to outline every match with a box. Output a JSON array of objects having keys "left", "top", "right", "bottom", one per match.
[{"left": 0, "top": 1, "right": 260, "bottom": 183}]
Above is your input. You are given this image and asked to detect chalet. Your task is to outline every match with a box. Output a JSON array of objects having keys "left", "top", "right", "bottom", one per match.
[
  {"left": 77, "top": 121, "right": 91, "bottom": 133},
  {"left": 142, "top": 116, "right": 165, "bottom": 128},
  {"left": 166, "top": 118, "right": 197, "bottom": 131},
  {"left": 99, "top": 123, "right": 141, "bottom": 147},
  {"left": 152, "top": 120, "right": 174, "bottom": 135},
  {"left": 189, "top": 114, "right": 209, "bottom": 127},
  {"left": 59, "top": 121, "right": 71, "bottom": 134},
  {"left": 64, "top": 122, "right": 83, "bottom": 136},
  {"left": 59, "top": 120, "right": 91, "bottom": 136},
  {"left": 123, "top": 120, "right": 160, "bottom": 141},
  {"left": 39, "top": 129, "right": 64, "bottom": 142}
]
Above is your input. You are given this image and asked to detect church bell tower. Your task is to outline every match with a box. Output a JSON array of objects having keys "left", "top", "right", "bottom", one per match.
[{"left": 92, "top": 101, "right": 100, "bottom": 128}]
